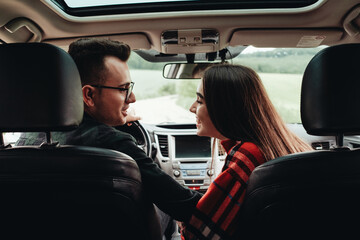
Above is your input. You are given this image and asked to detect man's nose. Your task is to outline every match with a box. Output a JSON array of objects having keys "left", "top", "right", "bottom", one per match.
[{"left": 127, "top": 92, "right": 136, "bottom": 103}]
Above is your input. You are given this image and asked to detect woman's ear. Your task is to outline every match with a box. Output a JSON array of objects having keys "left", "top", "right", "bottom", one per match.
[{"left": 82, "top": 85, "right": 96, "bottom": 107}]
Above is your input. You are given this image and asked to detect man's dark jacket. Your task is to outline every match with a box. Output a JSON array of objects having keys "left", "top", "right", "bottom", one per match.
[{"left": 16, "top": 113, "right": 201, "bottom": 222}]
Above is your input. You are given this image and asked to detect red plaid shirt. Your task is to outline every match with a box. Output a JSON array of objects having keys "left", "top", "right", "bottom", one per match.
[{"left": 181, "top": 140, "right": 265, "bottom": 240}]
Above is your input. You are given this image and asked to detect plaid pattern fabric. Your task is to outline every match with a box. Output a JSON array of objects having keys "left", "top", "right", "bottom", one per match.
[{"left": 181, "top": 140, "right": 265, "bottom": 240}]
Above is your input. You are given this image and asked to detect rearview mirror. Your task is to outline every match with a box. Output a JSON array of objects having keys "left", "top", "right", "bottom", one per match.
[{"left": 163, "top": 63, "right": 215, "bottom": 79}]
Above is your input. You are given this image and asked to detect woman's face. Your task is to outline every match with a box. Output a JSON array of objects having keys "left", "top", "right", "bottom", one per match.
[{"left": 189, "top": 81, "right": 226, "bottom": 140}]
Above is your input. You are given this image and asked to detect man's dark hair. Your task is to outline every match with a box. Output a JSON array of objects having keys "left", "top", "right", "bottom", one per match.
[
  {"left": 192, "top": 63, "right": 212, "bottom": 78},
  {"left": 68, "top": 38, "right": 131, "bottom": 86}
]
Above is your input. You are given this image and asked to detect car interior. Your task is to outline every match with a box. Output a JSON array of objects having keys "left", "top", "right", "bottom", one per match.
[{"left": 1, "top": 0, "right": 360, "bottom": 239}]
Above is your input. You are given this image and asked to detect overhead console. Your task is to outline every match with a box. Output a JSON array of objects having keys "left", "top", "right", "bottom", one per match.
[{"left": 161, "top": 29, "right": 219, "bottom": 54}]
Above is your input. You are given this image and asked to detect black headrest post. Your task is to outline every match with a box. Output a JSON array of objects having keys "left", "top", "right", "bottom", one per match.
[
  {"left": 39, "top": 131, "right": 60, "bottom": 148},
  {"left": 336, "top": 134, "right": 344, "bottom": 148},
  {"left": 46, "top": 132, "right": 52, "bottom": 144},
  {"left": 0, "top": 133, "right": 4, "bottom": 147}
]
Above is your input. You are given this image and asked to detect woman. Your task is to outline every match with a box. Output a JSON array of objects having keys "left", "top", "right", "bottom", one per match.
[{"left": 182, "top": 64, "right": 311, "bottom": 239}]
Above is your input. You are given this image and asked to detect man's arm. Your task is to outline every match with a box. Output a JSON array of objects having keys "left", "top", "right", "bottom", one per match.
[{"left": 105, "top": 132, "right": 202, "bottom": 222}]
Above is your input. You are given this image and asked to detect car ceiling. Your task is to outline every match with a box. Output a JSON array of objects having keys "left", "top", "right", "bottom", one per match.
[{"left": 0, "top": 0, "right": 360, "bottom": 58}]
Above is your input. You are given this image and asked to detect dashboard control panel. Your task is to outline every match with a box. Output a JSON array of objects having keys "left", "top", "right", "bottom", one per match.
[{"left": 153, "top": 126, "right": 224, "bottom": 193}]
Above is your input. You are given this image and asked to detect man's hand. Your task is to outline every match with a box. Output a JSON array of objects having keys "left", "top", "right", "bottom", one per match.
[{"left": 125, "top": 107, "right": 141, "bottom": 124}]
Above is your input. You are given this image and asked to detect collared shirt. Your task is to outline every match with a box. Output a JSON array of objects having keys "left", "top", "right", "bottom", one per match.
[
  {"left": 181, "top": 140, "right": 265, "bottom": 240},
  {"left": 16, "top": 113, "right": 202, "bottom": 222}
]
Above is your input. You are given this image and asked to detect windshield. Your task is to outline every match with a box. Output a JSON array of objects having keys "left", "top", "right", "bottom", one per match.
[
  {"left": 2, "top": 46, "right": 325, "bottom": 145},
  {"left": 129, "top": 46, "right": 326, "bottom": 125}
]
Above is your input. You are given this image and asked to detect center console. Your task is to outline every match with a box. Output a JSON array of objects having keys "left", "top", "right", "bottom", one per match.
[{"left": 153, "top": 125, "right": 224, "bottom": 193}]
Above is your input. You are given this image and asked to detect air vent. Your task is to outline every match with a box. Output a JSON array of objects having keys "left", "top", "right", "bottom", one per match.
[
  {"left": 157, "top": 135, "right": 169, "bottom": 157},
  {"left": 311, "top": 141, "right": 330, "bottom": 150}
]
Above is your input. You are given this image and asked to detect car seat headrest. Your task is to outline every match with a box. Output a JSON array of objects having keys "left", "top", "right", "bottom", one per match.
[
  {"left": 301, "top": 44, "right": 360, "bottom": 137},
  {"left": 0, "top": 43, "right": 83, "bottom": 132}
]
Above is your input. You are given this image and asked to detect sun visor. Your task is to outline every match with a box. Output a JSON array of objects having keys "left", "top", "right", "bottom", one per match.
[
  {"left": 230, "top": 29, "right": 344, "bottom": 48},
  {"left": 45, "top": 33, "right": 151, "bottom": 51}
]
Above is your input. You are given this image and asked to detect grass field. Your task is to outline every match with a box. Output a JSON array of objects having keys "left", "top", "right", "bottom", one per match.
[
  {"left": 260, "top": 73, "right": 302, "bottom": 123},
  {"left": 130, "top": 69, "right": 302, "bottom": 123}
]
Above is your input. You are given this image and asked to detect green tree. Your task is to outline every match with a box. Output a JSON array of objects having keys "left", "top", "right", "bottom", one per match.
[
  {"left": 127, "top": 52, "right": 164, "bottom": 70},
  {"left": 234, "top": 47, "right": 326, "bottom": 74},
  {"left": 176, "top": 80, "right": 199, "bottom": 109},
  {"left": 158, "top": 83, "right": 176, "bottom": 96}
]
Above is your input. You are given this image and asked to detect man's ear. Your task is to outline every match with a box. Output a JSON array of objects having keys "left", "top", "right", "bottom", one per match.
[{"left": 82, "top": 85, "right": 96, "bottom": 107}]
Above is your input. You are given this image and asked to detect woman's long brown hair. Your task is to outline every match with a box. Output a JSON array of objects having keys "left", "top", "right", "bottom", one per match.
[{"left": 203, "top": 64, "right": 311, "bottom": 161}]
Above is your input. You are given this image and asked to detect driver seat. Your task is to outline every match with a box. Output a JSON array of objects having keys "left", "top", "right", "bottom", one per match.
[
  {"left": 0, "top": 43, "right": 161, "bottom": 239},
  {"left": 238, "top": 44, "right": 360, "bottom": 239}
]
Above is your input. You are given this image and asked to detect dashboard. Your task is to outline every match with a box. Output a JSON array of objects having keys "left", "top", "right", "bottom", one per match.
[{"left": 143, "top": 123, "right": 225, "bottom": 193}]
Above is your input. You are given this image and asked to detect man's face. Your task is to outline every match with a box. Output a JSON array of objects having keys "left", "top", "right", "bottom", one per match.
[{"left": 89, "top": 56, "right": 136, "bottom": 126}]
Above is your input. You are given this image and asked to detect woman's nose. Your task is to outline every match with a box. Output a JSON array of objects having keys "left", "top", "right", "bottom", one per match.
[{"left": 189, "top": 101, "right": 197, "bottom": 113}]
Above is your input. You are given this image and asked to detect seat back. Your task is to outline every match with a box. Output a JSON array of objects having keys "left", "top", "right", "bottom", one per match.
[
  {"left": 0, "top": 43, "right": 160, "bottom": 239},
  {"left": 239, "top": 44, "right": 360, "bottom": 239}
]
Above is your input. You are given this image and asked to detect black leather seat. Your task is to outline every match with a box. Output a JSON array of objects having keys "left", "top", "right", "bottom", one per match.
[
  {"left": 0, "top": 43, "right": 161, "bottom": 239},
  {"left": 238, "top": 44, "right": 360, "bottom": 239}
]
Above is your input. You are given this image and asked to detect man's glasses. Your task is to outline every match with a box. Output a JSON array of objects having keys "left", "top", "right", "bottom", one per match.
[{"left": 91, "top": 82, "right": 134, "bottom": 102}]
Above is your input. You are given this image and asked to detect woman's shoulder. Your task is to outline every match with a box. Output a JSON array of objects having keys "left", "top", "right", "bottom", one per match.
[
  {"left": 229, "top": 141, "right": 265, "bottom": 167},
  {"left": 240, "top": 141, "right": 263, "bottom": 155},
  {"left": 221, "top": 140, "right": 261, "bottom": 156}
]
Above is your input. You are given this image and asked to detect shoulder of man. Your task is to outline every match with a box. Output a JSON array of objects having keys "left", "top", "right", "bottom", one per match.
[
  {"left": 55, "top": 118, "right": 137, "bottom": 148},
  {"left": 97, "top": 124, "right": 137, "bottom": 146}
]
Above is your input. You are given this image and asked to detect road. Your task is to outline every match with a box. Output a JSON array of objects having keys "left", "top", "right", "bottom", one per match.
[{"left": 131, "top": 95, "right": 195, "bottom": 124}]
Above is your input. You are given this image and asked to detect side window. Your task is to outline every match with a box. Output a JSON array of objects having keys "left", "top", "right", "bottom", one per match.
[
  {"left": 3, "top": 132, "right": 21, "bottom": 146},
  {"left": 233, "top": 46, "right": 327, "bottom": 123}
]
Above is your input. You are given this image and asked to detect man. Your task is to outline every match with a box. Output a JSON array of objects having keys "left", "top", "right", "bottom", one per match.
[{"left": 16, "top": 38, "right": 201, "bottom": 231}]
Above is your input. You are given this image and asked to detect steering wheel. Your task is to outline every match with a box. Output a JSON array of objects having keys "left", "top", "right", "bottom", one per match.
[{"left": 115, "top": 121, "right": 152, "bottom": 158}]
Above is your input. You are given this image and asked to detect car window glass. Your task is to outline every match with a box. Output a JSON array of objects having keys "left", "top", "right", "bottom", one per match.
[{"left": 129, "top": 46, "right": 327, "bottom": 125}]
